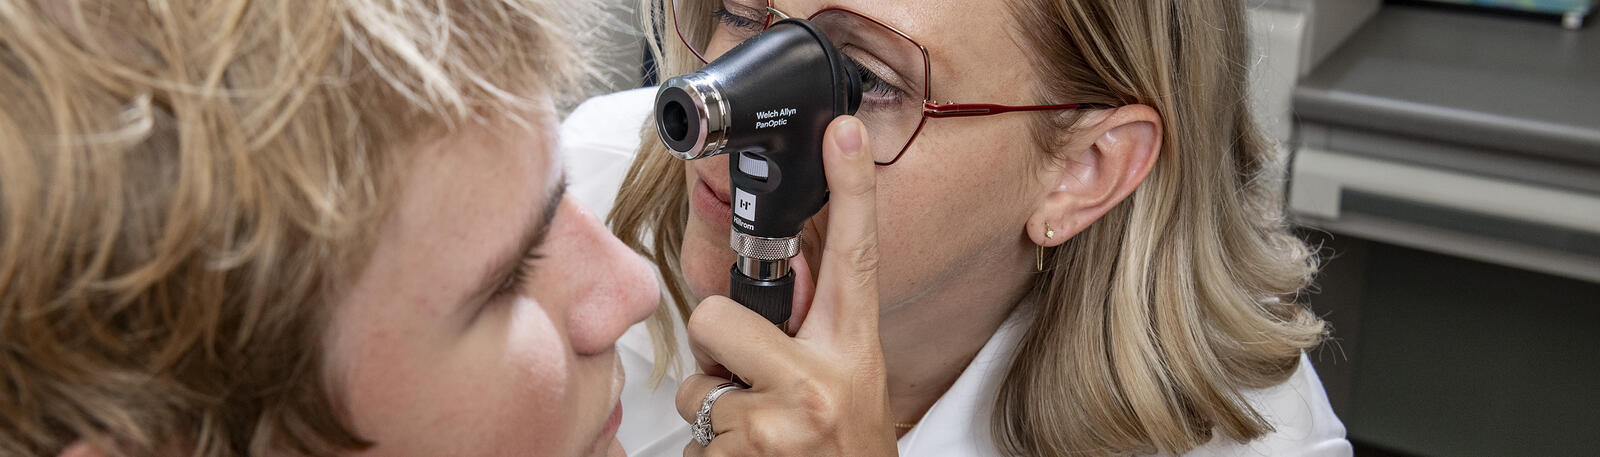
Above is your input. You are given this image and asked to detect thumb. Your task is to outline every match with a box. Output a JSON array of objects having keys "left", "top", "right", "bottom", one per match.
[{"left": 797, "top": 115, "right": 880, "bottom": 341}]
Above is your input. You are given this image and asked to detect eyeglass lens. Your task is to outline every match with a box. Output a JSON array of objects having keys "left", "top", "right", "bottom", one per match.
[{"left": 672, "top": 0, "right": 930, "bottom": 164}]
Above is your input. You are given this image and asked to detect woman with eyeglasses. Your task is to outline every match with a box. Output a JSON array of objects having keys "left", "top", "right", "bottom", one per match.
[
  {"left": 0, "top": 1, "right": 877, "bottom": 456},
  {"left": 563, "top": 0, "right": 1353, "bottom": 456}
]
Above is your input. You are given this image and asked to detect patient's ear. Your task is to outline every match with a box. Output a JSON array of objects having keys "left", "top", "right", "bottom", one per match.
[
  {"left": 57, "top": 441, "right": 109, "bottom": 457},
  {"left": 1028, "top": 104, "right": 1162, "bottom": 246}
]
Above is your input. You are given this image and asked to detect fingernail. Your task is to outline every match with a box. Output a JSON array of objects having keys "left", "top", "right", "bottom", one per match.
[{"left": 835, "top": 118, "right": 863, "bottom": 157}]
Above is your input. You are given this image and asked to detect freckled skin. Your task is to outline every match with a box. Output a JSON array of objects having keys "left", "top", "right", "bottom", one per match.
[
  {"left": 678, "top": 0, "right": 1086, "bottom": 428},
  {"left": 684, "top": 0, "right": 1042, "bottom": 326}
]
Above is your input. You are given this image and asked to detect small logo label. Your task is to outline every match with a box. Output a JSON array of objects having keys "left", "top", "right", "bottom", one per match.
[{"left": 734, "top": 188, "right": 757, "bottom": 222}]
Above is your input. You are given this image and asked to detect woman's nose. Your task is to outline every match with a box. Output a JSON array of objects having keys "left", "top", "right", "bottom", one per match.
[{"left": 556, "top": 197, "right": 661, "bottom": 356}]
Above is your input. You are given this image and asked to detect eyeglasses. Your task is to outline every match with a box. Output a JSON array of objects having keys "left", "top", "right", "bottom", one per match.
[{"left": 670, "top": 0, "right": 1113, "bottom": 165}]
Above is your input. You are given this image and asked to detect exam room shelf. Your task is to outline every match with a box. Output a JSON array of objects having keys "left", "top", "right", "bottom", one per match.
[{"left": 1290, "top": 3, "right": 1600, "bottom": 457}]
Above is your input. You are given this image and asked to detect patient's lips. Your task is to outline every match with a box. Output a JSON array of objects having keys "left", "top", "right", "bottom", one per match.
[{"left": 588, "top": 357, "right": 627, "bottom": 456}]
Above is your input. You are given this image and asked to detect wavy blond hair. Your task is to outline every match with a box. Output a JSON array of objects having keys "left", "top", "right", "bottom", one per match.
[
  {"left": 615, "top": 1, "right": 1325, "bottom": 455},
  {"left": 0, "top": 1, "right": 595, "bottom": 456}
]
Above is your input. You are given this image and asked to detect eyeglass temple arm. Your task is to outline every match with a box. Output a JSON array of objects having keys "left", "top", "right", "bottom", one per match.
[{"left": 922, "top": 102, "right": 1113, "bottom": 119}]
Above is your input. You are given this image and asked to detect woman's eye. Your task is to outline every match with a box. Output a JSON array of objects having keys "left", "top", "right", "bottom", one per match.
[
  {"left": 713, "top": 8, "right": 764, "bottom": 33},
  {"left": 845, "top": 55, "right": 906, "bottom": 100},
  {"left": 859, "top": 67, "right": 898, "bottom": 96}
]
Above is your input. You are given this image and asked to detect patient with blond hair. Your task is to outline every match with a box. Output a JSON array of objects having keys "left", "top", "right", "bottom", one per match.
[{"left": 0, "top": 1, "right": 662, "bottom": 456}]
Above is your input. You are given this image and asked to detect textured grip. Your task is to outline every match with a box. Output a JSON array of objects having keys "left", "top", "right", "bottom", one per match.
[
  {"left": 730, "top": 231, "right": 801, "bottom": 260},
  {"left": 729, "top": 265, "right": 793, "bottom": 325}
]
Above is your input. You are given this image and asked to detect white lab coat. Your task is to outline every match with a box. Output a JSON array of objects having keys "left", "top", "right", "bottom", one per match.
[{"left": 560, "top": 88, "right": 1353, "bottom": 457}]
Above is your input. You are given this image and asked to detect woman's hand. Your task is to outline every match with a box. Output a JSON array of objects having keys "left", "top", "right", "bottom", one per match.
[{"left": 675, "top": 116, "right": 896, "bottom": 457}]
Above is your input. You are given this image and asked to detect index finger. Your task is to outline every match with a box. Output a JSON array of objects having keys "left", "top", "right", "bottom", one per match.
[{"left": 687, "top": 295, "right": 798, "bottom": 385}]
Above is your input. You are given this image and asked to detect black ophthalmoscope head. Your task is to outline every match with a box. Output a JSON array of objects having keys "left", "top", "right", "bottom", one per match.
[{"left": 654, "top": 18, "right": 862, "bottom": 324}]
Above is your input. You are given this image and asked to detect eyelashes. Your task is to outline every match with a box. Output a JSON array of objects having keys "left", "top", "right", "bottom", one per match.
[
  {"left": 852, "top": 58, "right": 899, "bottom": 97},
  {"left": 492, "top": 251, "right": 545, "bottom": 300},
  {"left": 844, "top": 53, "right": 911, "bottom": 102},
  {"left": 713, "top": 8, "right": 764, "bottom": 32}
]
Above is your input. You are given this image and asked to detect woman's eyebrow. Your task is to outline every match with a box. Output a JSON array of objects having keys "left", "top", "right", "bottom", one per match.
[{"left": 470, "top": 172, "right": 568, "bottom": 302}]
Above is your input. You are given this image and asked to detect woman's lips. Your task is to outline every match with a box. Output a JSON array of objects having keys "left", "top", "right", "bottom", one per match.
[{"left": 691, "top": 176, "right": 732, "bottom": 227}]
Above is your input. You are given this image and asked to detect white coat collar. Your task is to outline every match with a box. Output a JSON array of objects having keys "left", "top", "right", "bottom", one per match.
[{"left": 894, "top": 307, "right": 1032, "bottom": 457}]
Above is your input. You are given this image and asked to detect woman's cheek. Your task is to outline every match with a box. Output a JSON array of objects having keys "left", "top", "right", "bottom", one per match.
[{"left": 682, "top": 234, "right": 733, "bottom": 300}]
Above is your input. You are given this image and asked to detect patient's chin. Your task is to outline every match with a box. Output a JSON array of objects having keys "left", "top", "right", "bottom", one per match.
[{"left": 606, "top": 438, "right": 626, "bottom": 457}]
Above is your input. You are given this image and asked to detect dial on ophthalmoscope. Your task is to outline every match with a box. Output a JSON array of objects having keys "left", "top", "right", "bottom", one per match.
[{"left": 654, "top": 17, "right": 862, "bottom": 325}]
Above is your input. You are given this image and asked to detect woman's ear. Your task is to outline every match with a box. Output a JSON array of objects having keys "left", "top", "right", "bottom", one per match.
[
  {"left": 57, "top": 441, "right": 109, "bottom": 457},
  {"left": 1029, "top": 104, "right": 1162, "bottom": 246}
]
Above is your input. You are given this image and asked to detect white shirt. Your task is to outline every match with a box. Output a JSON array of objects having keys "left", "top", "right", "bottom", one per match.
[{"left": 560, "top": 88, "right": 1353, "bottom": 457}]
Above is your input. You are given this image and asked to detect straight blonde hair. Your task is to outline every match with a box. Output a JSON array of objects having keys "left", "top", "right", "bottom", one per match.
[
  {"left": 0, "top": 1, "right": 596, "bottom": 455},
  {"left": 996, "top": 2, "right": 1325, "bottom": 455},
  {"left": 614, "top": 1, "right": 1325, "bottom": 455}
]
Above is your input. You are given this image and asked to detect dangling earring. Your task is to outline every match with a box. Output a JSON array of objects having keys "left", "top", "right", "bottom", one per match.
[{"left": 1036, "top": 223, "right": 1055, "bottom": 272}]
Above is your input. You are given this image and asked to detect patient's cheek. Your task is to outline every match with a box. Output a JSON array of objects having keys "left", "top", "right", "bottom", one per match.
[{"left": 504, "top": 296, "right": 571, "bottom": 434}]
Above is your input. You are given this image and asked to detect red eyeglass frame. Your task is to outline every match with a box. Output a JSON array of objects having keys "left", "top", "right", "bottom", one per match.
[{"left": 672, "top": 1, "right": 1114, "bottom": 165}]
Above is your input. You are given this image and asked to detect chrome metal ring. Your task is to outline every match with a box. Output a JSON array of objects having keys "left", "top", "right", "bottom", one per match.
[
  {"left": 730, "top": 231, "right": 801, "bottom": 261},
  {"left": 660, "top": 72, "right": 730, "bottom": 160}
]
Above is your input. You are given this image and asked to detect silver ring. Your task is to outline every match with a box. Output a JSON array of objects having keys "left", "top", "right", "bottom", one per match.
[{"left": 692, "top": 382, "right": 744, "bottom": 446}]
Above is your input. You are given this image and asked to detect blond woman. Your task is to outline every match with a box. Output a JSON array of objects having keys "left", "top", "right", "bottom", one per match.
[{"left": 561, "top": 0, "right": 1354, "bottom": 456}]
